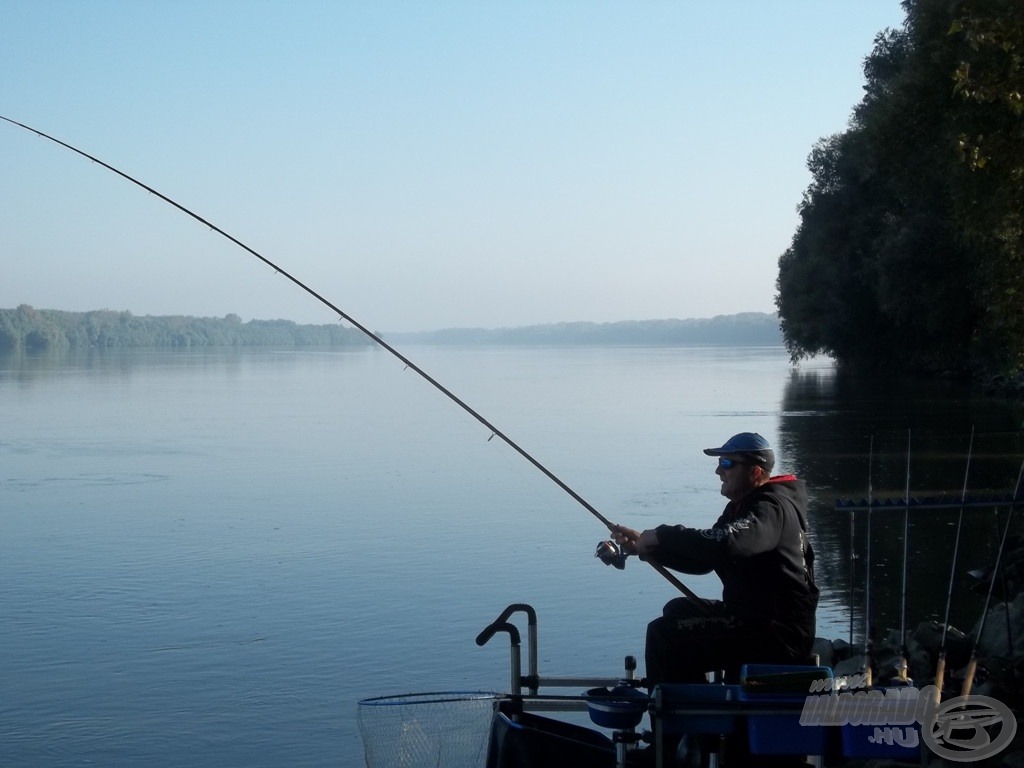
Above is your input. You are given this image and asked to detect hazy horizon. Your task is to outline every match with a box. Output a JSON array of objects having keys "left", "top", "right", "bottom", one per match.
[{"left": 4, "top": 303, "right": 778, "bottom": 336}]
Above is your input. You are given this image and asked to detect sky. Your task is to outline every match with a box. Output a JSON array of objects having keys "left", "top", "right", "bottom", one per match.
[{"left": 1, "top": 1, "right": 907, "bottom": 332}]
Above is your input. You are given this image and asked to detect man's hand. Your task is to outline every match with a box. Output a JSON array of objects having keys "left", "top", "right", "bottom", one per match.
[{"left": 611, "top": 524, "right": 659, "bottom": 560}]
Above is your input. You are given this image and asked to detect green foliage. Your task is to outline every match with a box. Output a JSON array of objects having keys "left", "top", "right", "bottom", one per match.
[
  {"left": 951, "top": 0, "right": 1024, "bottom": 373},
  {"left": 950, "top": 0, "right": 1024, "bottom": 121},
  {"left": 0, "top": 305, "right": 68, "bottom": 352},
  {"left": 0, "top": 307, "right": 370, "bottom": 351},
  {"left": 777, "top": 0, "right": 1024, "bottom": 378}
]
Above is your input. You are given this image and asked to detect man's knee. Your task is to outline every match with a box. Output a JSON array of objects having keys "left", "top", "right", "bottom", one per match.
[
  {"left": 661, "top": 596, "right": 720, "bottom": 620},
  {"left": 661, "top": 597, "right": 694, "bottom": 617}
]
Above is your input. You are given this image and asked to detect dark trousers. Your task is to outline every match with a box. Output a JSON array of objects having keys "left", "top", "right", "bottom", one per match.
[{"left": 645, "top": 597, "right": 797, "bottom": 688}]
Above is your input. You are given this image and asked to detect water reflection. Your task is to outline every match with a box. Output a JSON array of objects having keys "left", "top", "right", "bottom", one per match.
[
  {"left": 779, "top": 363, "right": 1024, "bottom": 648},
  {"left": 0, "top": 346, "right": 242, "bottom": 381},
  {"left": 0, "top": 345, "right": 370, "bottom": 385}
]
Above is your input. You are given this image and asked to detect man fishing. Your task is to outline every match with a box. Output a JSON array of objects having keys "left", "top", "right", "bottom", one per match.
[{"left": 612, "top": 432, "right": 819, "bottom": 688}]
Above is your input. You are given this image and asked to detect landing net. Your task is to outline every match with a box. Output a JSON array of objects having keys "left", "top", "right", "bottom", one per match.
[{"left": 357, "top": 691, "right": 501, "bottom": 768}]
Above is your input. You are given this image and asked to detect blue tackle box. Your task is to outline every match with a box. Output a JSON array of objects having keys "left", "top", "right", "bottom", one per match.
[
  {"left": 839, "top": 686, "right": 921, "bottom": 761},
  {"left": 654, "top": 683, "right": 741, "bottom": 735},
  {"left": 739, "top": 663, "right": 834, "bottom": 755}
]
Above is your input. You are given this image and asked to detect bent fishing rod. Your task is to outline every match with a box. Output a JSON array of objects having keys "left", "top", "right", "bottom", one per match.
[{"left": 0, "top": 114, "right": 704, "bottom": 608}]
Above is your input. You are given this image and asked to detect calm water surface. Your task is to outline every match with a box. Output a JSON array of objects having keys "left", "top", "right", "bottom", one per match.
[{"left": 2, "top": 345, "right": 1022, "bottom": 766}]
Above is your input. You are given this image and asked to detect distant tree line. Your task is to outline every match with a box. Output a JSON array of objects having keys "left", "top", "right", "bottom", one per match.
[
  {"left": 0, "top": 305, "right": 370, "bottom": 351},
  {"left": 0, "top": 305, "right": 782, "bottom": 352},
  {"left": 386, "top": 313, "right": 782, "bottom": 346},
  {"left": 776, "top": 0, "right": 1023, "bottom": 382}
]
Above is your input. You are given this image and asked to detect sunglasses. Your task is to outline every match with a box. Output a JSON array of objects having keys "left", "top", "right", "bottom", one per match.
[{"left": 717, "top": 457, "right": 748, "bottom": 470}]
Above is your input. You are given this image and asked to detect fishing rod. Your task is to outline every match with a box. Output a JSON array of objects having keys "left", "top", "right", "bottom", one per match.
[
  {"left": 934, "top": 427, "right": 974, "bottom": 704},
  {"left": 848, "top": 473, "right": 856, "bottom": 651},
  {"left": 895, "top": 430, "right": 912, "bottom": 685},
  {"left": 863, "top": 436, "right": 874, "bottom": 688},
  {"left": 0, "top": 114, "right": 704, "bottom": 607},
  {"left": 961, "top": 453, "right": 1024, "bottom": 697}
]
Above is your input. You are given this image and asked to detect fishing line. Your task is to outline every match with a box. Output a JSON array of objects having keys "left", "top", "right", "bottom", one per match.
[{"left": 0, "top": 114, "right": 701, "bottom": 605}]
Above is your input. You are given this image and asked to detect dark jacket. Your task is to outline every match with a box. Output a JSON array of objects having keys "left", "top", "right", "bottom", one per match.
[{"left": 653, "top": 475, "right": 818, "bottom": 652}]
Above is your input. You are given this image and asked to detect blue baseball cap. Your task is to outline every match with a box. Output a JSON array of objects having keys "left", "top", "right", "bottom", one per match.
[{"left": 703, "top": 432, "right": 775, "bottom": 470}]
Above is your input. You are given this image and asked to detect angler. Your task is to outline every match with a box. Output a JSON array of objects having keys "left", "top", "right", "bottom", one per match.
[{"left": 610, "top": 433, "right": 819, "bottom": 689}]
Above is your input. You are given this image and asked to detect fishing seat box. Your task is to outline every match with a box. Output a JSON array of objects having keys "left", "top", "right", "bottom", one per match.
[
  {"left": 738, "top": 663, "right": 834, "bottom": 755},
  {"left": 653, "top": 683, "right": 740, "bottom": 735},
  {"left": 839, "top": 686, "right": 922, "bottom": 761},
  {"left": 486, "top": 707, "right": 615, "bottom": 768}
]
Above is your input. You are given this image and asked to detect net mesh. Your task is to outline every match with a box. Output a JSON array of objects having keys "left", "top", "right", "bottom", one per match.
[{"left": 357, "top": 691, "right": 500, "bottom": 768}]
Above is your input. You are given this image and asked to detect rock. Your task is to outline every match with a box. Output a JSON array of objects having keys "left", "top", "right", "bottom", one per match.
[
  {"left": 813, "top": 636, "right": 837, "bottom": 667},
  {"left": 833, "top": 653, "right": 867, "bottom": 678},
  {"left": 976, "top": 592, "right": 1024, "bottom": 659},
  {"left": 839, "top": 530, "right": 1024, "bottom": 764}
]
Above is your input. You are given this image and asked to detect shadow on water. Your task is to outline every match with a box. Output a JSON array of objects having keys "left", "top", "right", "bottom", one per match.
[{"left": 778, "top": 363, "right": 1024, "bottom": 648}]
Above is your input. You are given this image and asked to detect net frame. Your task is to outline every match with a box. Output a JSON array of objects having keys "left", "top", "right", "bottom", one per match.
[{"left": 358, "top": 690, "right": 502, "bottom": 768}]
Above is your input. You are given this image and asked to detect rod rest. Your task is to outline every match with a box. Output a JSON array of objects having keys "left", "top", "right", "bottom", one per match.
[
  {"left": 476, "top": 603, "right": 537, "bottom": 647},
  {"left": 476, "top": 621, "right": 521, "bottom": 647},
  {"left": 493, "top": 603, "right": 537, "bottom": 627}
]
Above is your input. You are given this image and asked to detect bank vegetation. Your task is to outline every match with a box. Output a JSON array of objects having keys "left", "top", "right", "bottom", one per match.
[
  {"left": 0, "top": 306, "right": 370, "bottom": 351},
  {"left": 776, "top": 0, "right": 1023, "bottom": 387}
]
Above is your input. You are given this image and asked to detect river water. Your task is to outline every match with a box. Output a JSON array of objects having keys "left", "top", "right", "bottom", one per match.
[{"left": 2, "top": 344, "right": 1021, "bottom": 766}]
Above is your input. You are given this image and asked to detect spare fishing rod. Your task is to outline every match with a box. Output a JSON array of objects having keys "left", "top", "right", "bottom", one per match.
[
  {"left": 961, "top": 452, "right": 1024, "bottom": 697},
  {"left": 0, "top": 114, "right": 704, "bottom": 608},
  {"left": 934, "top": 427, "right": 974, "bottom": 704},
  {"left": 863, "top": 436, "right": 874, "bottom": 688},
  {"left": 848, "top": 470, "right": 856, "bottom": 651},
  {"left": 895, "top": 430, "right": 912, "bottom": 685}
]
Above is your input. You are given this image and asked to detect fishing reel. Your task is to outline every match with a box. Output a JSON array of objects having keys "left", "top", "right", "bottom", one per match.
[{"left": 595, "top": 540, "right": 630, "bottom": 570}]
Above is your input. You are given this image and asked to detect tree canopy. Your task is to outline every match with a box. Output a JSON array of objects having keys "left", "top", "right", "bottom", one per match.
[{"left": 777, "top": 0, "right": 1024, "bottom": 380}]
